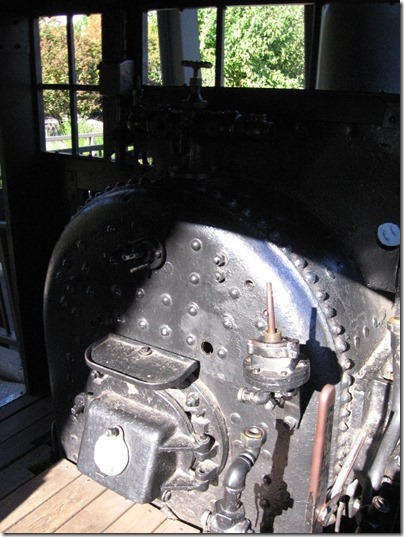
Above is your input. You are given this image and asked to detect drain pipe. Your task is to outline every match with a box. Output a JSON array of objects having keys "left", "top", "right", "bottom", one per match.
[{"left": 202, "top": 426, "right": 266, "bottom": 533}]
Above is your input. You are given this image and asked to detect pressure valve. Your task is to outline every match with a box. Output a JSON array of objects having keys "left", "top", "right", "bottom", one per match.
[{"left": 242, "top": 283, "right": 310, "bottom": 395}]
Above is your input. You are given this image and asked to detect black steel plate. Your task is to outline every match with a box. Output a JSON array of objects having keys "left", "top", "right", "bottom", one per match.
[{"left": 85, "top": 333, "right": 197, "bottom": 389}]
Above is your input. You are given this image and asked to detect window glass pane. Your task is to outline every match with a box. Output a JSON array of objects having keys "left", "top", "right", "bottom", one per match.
[
  {"left": 39, "top": 16, "right": 69, "bottom": 84},
  {"left": 43, "top": 89, "right": 72, "bottom": 153},
  {"left": 77, "top": 91, "right": 103, "bottom": 158},
  {"left": 223, "top": 5, "right": 305, "bottom": 89},
  {"left": 198, "top": 8, "right": 216, "bottom": 87},
  {"left": 74, "top": 14, "right": 102, "bottom": 85},
  {"left": 147, "top": 11, "right": 162, "bottom": 85}
]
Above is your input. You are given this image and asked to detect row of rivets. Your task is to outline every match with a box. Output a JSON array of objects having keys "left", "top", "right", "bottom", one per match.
[{"left": 287, "top": 250, "right": 356, "bottom": 479}]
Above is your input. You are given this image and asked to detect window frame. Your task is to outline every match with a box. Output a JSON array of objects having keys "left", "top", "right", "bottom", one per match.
[{"left": 33, "top": 14, "right": 102, "bottom": 157}]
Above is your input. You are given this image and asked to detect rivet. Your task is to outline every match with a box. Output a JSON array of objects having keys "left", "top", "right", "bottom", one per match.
[
  {"left": 255, "top": 319, "right": 266, "bottom": 331},
  {"left": 191, "top": 239, "right": 202, "bottom": 251},
  {"left": 214, "top": 269, "right": 226, "bottom": 283},
  {"left": 62, "top": 258, "right": 72, "bottom": 269},
  {"left": 326, "top": 267, "right": 336, "bottom": 279},
  {"left": 60, "top": 296, "right": 68, "bottom": 307},
  {"left": 116, "top": 314, "right": 125, "bottom": 324},
  {"left": 112, "top": 284, "right": 122, "bottom": 296},
  {"left": 315, "top": 290, "right": 328, "bottom": 301},
  {"left": 230, "top": 413, "right": 241, "bottom": 424},
  {"left": 305, "top": 271, "right": 318, "bottom": 284},
  {"left": 354, "top": 336, "right": 360, "bottom": 349},
  {"left": 161, "top": 325, "right": 172, "bottom": 337},
  {"left": 338, "top": 422, "right": 349, "bottom": 432},
  {"left": 261, "top": 450, "right": 271, "bottom": 460},
  {"left": 336, "top": 339, "right": 349, "bottom": 353},
  {"left": 161, "top": 293, "right": 172, "bottom": 306},
  {"left": 186, "top": 393, "right": 200, "bottom": 407},
  {"left": 186, "top": 335, "right": 195, "bottom": 345},
  {"left": 212, "top": 190, "right": 222, "bottom": 199},
  {"left": 189, "top": 273, "right": 200, "bottom": 285},
  {"left": 269, "top": 231, "right": 280, "bottom": 242},
  {"left": 331, "top": 324, "right": 344, "bottom": 335},
  {"left": 136, "top": 288, "right": 145, "bottom": 299},
  {"left": 342, "top": 391, "right": 352, "bottom": 403},
  {"left": 217, "top": 347, "right": 227, "bottom": 359},
  {"left": 188, "top": 303, "right": 199, "bottom": 316},
  {"left": 340, "top": 407, "right": 351, "bottom": 419},
  {"left": 324, "top": 305, "right": 336, "bottom": 318},
  {"left": 81, "top": 262, "right": 89, "bottom": 274},
  {"left": 342, "top": 373, "right": 354, "bottom": 387},
  {"left": 229, "top": 287, "right": 240, "bottom": 299},
  {"left": 76, "top": 239, "right": 86, "bottom": 251},
  {"left": 242, "top": 207, "right": 251, "bottom": 217},
  {"left": 341, "top": 357, "right": 353, "bottom": 370},
  {"left": 233, "top": 439, "right": 243, "bottom": 448},
  {"left": 86, "top": 286, "right": 94, "bottom": 296},
  {"left": 214, "top": 252, "right": 227, "bottom": 266},
  {"left": 294, "top": 258, "right": 308, "bottom": 269},
  {"left": 55, "top": 271, "right": 63, "bottom": 280},
  {"left": 138, "top": 318, "right": 148, "bottom": 330},
  {"left": 372, "top": 316, "right": 378, "bottom": 328},
  {"left": 363, "top": 326, "right": 369, "bottom": 338},
  {"left": 222, "top": 316, "right": 234, "bottom": 329}
]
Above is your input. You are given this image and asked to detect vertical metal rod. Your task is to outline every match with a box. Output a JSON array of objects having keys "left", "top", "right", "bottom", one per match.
[
  {"left": 67, "top": 15, "right": 78, "bottom": 156},
  {"left": 266, "top": 282, "right": 276, "bottom": 335},
  {"left": 215, "top": 6, "right": 225, "bottom": 87}
]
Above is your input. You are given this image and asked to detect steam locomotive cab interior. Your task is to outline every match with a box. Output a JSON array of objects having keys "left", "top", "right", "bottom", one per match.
[{"left": 0, "top": 0, "right": 400, "bottom": 533}]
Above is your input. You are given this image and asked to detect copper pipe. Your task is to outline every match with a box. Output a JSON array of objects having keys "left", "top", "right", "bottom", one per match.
[
  {"left": 306, "top": 384, "right": 336, "bottom": 528},
  {"left": 266, "top": 282, "right": 276, "bottom": 335}
]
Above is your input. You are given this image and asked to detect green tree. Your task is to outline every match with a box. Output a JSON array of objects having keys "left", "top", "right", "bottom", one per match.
[
  {"left": 198, "top": 5, "right": 304, "bottom": 89},
  {"left": 39, "top": 15, "right": 102, "bottom": 122}
]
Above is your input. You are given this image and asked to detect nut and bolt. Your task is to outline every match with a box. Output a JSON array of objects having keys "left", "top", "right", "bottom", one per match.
[
  {"left": 214, "top": 269, "right": 226, "bottom": 283},
  {"left": 139, "top": 346, "right": 152, "bottom": 356},
  {"left": 372, "top": 495, "right": 390, "bottom": 513},
  {"left": 283, "top": 416, "right": 298, "bottom": 431},
  {"left": 161, "top": 490, "right": 172, "bottom": 502},
  {"left": 105, "top": 427, "right": 120, "bottom": 437},
  {"left": 186, "top": 393, "right": 200, "bottom": 407}
]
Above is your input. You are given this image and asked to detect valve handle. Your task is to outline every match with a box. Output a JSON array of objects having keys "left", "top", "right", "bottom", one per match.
[{"left": 181, "top": 60, "right": 213, "bottom": 80}]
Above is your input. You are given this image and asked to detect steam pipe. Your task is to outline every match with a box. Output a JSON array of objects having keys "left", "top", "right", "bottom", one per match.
[
  {"left": 221, "top": 452, "right": 256, "bottom": 514},
  {"left": 368, "top": 316, "right": 400, "bottom": 490},
  {"left": 203, "top": 426, "right": 266, "bottom": 532}
]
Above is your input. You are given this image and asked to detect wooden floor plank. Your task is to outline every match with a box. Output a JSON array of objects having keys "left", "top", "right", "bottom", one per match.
[
  {"left": 0, "top": 459, "right": 80, "bottom": 532},
  {"left": 5, "top": 473, "right": 105, "bottom": 533},
  {"left": 0, "top": 413, "right": 53, "bottom": 470},
  {"left": 154, "top": 518, "right": 201, "bottom": 533},
  {"left": 0, "top": 443, "right": 52, "bottom": 501},
  {"left": 0, "top": 394, "right": 42, "bottom": 423},
  {"left": 0, "top": 396, "right": 52, "bottom": 444},
  {"left": 103, "top": 503, "right": 167, "bottom": 533},
  {"left": 55, "top": 488, "right": 134, "bottom": 533}
]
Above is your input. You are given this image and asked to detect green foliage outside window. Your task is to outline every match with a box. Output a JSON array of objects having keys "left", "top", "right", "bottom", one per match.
[
  {"left": 147, "top": 6, "right": 304, "bottom": 89},
  {"left": 39, "top": 15, "right": 102, "bottom": 121}
]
